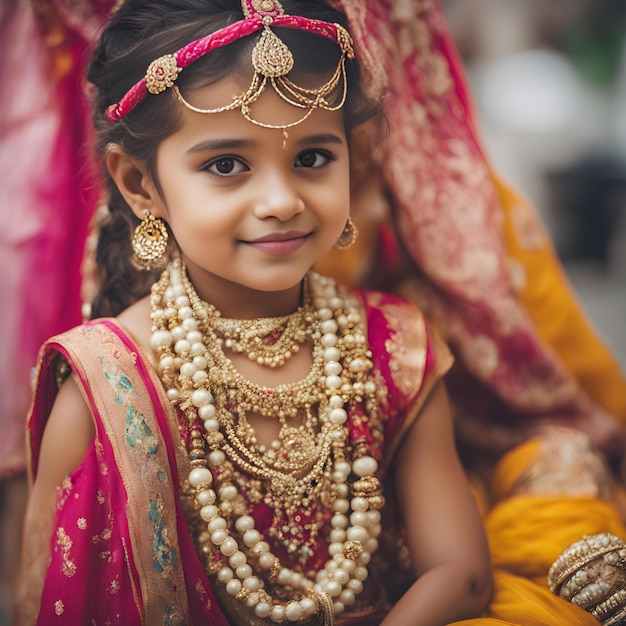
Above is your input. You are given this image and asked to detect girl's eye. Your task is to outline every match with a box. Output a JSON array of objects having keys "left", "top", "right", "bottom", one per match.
[
  {"left": 296, "top": 150, "right": 333, "bottom": 169},
  {"left": 204, "top": 157, "right": 248, "bottom": 176}
]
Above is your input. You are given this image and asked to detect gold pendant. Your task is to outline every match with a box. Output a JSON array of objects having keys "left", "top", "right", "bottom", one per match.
[{"left": 252, "top": 26, "right": 294, "bottom": 78}]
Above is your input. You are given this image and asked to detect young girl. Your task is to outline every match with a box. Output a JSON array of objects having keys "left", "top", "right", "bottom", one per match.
[{"left": 15, "top": 0, "right": 494, "bottom": 624}]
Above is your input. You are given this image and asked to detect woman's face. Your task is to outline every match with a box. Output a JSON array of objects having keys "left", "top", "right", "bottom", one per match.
[{"left": 150, "top": 77, "right": 350, "bottom": 316}]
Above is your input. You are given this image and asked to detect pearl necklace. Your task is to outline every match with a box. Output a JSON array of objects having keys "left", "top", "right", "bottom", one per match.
[{"left": 150, "top": 259, "right": 384, "bottom": 625}]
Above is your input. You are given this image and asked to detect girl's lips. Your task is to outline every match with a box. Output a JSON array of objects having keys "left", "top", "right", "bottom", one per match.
[{"left": 242, "top": 232, "right": 310, "bottom": 255}]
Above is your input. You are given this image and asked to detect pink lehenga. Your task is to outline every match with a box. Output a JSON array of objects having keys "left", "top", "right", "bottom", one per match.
[{"left": 28, "top": 289, "right": 452, "bottom": 625}]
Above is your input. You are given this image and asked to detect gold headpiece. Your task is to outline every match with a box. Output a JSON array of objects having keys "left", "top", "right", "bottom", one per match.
[{"left": 105, "top": 0, "right": 354, "bottom": 129}]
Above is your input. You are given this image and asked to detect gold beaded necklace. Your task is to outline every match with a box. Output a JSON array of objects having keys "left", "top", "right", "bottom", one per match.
[
  {"left": 150, "top": 259, "right": 385, "bottom": 625},
  {"left": 207, "top": 276, "right": 315, "bottom": 368}
]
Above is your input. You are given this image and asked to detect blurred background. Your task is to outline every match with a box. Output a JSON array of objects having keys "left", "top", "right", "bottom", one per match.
[
  {"left": 443, "top": 0, "right": 626, "bottom": 368},
  {"left": 1, "top": 1, "right": 625, "bottom": 624}
]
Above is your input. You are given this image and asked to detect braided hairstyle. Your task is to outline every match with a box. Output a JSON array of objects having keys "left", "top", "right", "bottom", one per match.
[{"left": 87, "top": 0, "right": 380, "bottom": 317}]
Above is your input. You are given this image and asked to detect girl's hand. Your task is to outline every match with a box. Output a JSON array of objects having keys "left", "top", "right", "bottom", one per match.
[{"left": 382, "top": 382, "right": 492, "bottom": 626}]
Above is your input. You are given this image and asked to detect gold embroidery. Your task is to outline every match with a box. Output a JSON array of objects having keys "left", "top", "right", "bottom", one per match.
[
  {"left": 92, "top": 511, "right": 114, "bottom": 543},
  {"left": 108, "top": 576, "right": 121, "bottom": 594},
  {"left": 55, "top": 527, "right": 77, "bottom": 577},
  {"left": 81, "top": 322, "right": 189, "bottom": 620},
  {"left": 503, "top": 427, "right": 615, "bottom": 500},
  {"left": 54, "top": 600, "right": 64, "bottom": 615},
  {"left": 125, "top": 405, "right": 159, "bottom": 454},
  {"left": 56, "top": 477, "right": 73, "bottom": 510},
  {"left": 382, "top": 302, "right": 427, "bottom": 399},
  {"left": 195, "top": 579, "right": 213, "bottom": 610},
  {"left": 77, "top": 517, "right": 87, "bottom": 530}
]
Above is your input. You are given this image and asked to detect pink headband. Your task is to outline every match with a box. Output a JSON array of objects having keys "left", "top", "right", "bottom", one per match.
[{"left": 105, "top": 0, "right": 354, "bottom": 123}]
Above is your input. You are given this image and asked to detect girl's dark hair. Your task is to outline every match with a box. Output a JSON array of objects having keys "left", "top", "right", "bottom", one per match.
[{"left": 87, "top": 0, "right": 380, "bottom": 318}]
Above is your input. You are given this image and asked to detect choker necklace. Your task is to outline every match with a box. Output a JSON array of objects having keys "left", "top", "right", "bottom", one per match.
[
  {"left": 150, "top": 258, "right": 384, "bottom": 625},
  {"left": 207, "top": 275, "right": 315, "bottom": 368}
]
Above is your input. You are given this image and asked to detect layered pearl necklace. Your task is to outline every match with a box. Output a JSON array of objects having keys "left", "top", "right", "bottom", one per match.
[{"left": 150, "top": 259, "right": 384, "bottom": 625}]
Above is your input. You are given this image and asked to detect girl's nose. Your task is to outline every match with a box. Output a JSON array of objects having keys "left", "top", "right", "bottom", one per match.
[{"left": 252, "top": 172, "right": 305, "bottom": 221}]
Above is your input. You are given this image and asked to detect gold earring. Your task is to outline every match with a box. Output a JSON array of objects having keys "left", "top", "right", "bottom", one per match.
[
  {"left": 132, "top": 210, "right": 169, "bottom": 269},
  {"left": 335, "top": 216, "right": 358, "bottom": 250}
]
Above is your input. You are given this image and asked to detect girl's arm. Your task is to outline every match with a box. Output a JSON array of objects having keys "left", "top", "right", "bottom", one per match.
[
  {"left": 14, "top": 377, "right": 94, "bottom": 626},
  {"left": 381, "top": 381, "right": 492, "bottom": 626}
]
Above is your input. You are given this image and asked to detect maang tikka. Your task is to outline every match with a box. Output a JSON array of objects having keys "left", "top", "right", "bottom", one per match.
[
  {"left": 132, "top": 210, "right": 169, "bottom": 269},
  {"left": 105, "top": 0, "right": 354, "bottom": 129}
]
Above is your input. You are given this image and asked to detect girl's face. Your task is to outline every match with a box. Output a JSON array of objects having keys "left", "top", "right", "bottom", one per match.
[{"left": 150, "top": 77, "right": 350, "bottom": 316}]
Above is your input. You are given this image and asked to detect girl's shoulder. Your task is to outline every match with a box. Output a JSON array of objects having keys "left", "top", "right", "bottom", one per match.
[
  {"left": 41, "top": 295, "right": 153, "bottom": 361},
  {"left": 344, "top": 284, "right": 430, "bottom": 341},
  {"left": 116, "top": 294, "right": 153, "bottom": 354},
  {"left": 34, "top": 312, "right": 153, "bottom": 411},
  {"left": 346, "top": 284, "right": 453, "bottom": 404},
  {"left": 30, "top": 311, "right": 160, "bottom": 468}
]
